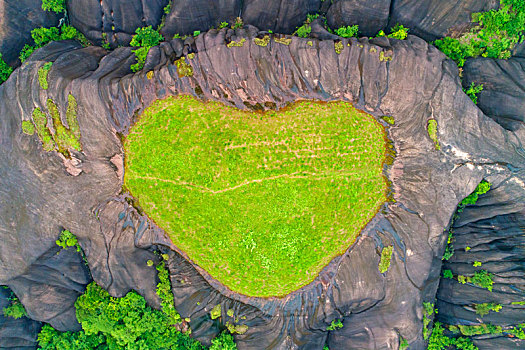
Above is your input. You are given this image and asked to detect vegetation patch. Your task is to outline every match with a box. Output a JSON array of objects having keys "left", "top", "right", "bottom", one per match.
[
  {"left": 56, "top": 229, "right": 81, "bottom": 252},
  {"left": 21, "top": 121, "right": 35, "bottom": 135},
  {"left": 20, "top": 26, "right": 88, "bottom": 63},
  {"left": 326, "top": 319, "right": 343, "bottom": 331},
  {"left": 124, "top": 96, "right": 387, "bottom": 297},
  {"left": 475, "top": 303, "right": 501, "bottom": 317},
  {"left": 336, "top": 25, "right": 359, "bottom": 38},
  {"left": 463, "top": 83, "right": 484, "bottom": 104},
  {"left": 28, "top": 95, "right": 81, "bottom": 154},
  {"left": 427, "top": 119, "right": 440, "bottom": 150},
  {"left": 377, "top": 24, "right": 410, "bottom": 40},
  {"left": 334, "top": 41, "right": 344, "bottom": 54},
  {"left": 423, "top": 302, "right": 437, "bottom": 340},
  {"left": 274, "top": 37, "right": 292, "bottom": 45},
  {"left": 130, "top": 26, "right": 164, "bottom": 72},
  {"left": 378, "top": 245, "right": 393, "bottom": 273},
  {"left": 434, "top": 0, "right": 525, "bottom": 67},
  {"left": 254, "top": 35, "right": 270, "bottom": 47},
  {"left": 175, "top": 57, "right": 193, "bottom": 77},
  {"left": 3, "top": 295, "right": 27, "bottom": 319},
  {"left": 0, "top": 53, "right": 13, "bottom": 85},
  {"left": 227, "top": 38, "right": 246, "bottom": 48},
  {"left": 42, "top": 0, "right": 65, "bottom": 14},
  {"left": 38, "top": 62, "right": 53, "bottom": 89}
]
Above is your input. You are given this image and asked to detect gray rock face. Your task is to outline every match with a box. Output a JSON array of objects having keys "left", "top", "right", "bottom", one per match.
[
  {"left": 436, "top": 179, "right": 525, "bottom": 349},
  {"left": 388, "top": 0, "right": 499, "bottom": 41},
  {"left": 463, "top": 57, "right": 525, "bottom": 131},
  {"left": 242, "top": 0, "right": 321, "bottom": 34},
  {"left": 68, "top": 0, "right": 169, "bottom": 47},
  {"left": 0, "top": 0, "right": 60, "bottom": 65},
  {"left": 1, "top": 28, "right": 524, "bottom": 350},
  {"left": 326, "top": 0, "right": 391, "bottom": 37},
  {"left": 0, "top": 287, "right": 41, "bottom": 349}
]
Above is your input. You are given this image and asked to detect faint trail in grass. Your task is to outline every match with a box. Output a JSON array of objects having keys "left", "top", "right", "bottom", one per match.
[{"left": 132, "top": 170, "right": 367, "bottom": 194}]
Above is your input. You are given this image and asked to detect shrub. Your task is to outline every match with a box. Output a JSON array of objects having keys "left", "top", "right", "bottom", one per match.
[
  {"left": 219, "top": 22, "right": 229, "bottom": 29},
  {"left": 471, "top": 270, "right": 494, "bottom": 291},
  {"left": 377, "top": 24, "right": 409, "bottom": 40},
  {"left": 423, "top": 302, "right": 437, "bottom": 340},
  {"left": 378, "top": 245, "right": 393, "bottom": 273},
  {"left": 20, "top": 25, "right": 88, "bottom": 62},
  {"left": 434, "top": 0, "right": 525, "bottom": 66},
  {"left": 42, "top": 0, "right": 65, "bottom": 14},
  {"left": 475, "top": 303, "right": 502, "bottom": 317},
  {"left": 463, "top": 83, "right": 484, "bottom": 104},
  {"left": 443, "top": 269, "right": 454, "bottom": 279},
  {"left": 427, "top": 119, "right": 440, "bottom": 150},
  {"left": 335, "top": 25, "right": 359, "bottom": 38},
  {"left": 0, "top": 53, "right": 13, "bottom": 85},
  {"left": 3, "top": 298, "right": 27, "bottom": 319},
  {"left": 156, "top": 262, "right": 181, "bottom": 325},
  {"left": 130, "top": 26, "right": 164, "bottom": 72},
  {"left": 232, "top": 17, "right": 243, "bottom": 29},
  {"left": 326, "top": 319, "right": 343, "bottom": 331},
  {"left": 163, "top": 2, "right": 171, "bottom": 15},
  {"left": 56, "top": 229, "right": 81, "bottom": 252},
  {"left": 38, "top": 62, "right": 53, "bottom": 89},
  {"left": 459, "top": 180, "right": 491, "bottom": 208},
  {"left": 210, "top": 332, "right": 237, "bottom": 350}
]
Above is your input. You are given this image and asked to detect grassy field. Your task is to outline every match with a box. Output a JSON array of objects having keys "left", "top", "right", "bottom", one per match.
[{"left": 124, "top": 96, "right": 387, "bottom": 297}]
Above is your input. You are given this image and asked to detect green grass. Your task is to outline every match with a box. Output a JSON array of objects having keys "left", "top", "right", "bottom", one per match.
[
  {"left": 378, "top": 245, "right": 393, "bottom": 273},
  {"left": 427, "top": 119, "right": 440, "bottom": 150},
  {"left": 124, "top": 96, "right": 387, "bottom": 297}
]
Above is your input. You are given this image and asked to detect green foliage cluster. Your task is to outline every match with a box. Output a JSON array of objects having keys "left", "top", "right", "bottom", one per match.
[
  {"left": 38, "top": 282, "right": 204, "bottom": 349},
  {"left": 226, "top": 38, "right": 246, "bottom": 48},
  {"left": 458, "top": 180, "right": 491, "bottom": 210},
  {"left": 55, "top": 229, "right": 81, "bottom": 252},
  {"left": 423, "top": 302, "right": 437, "bottom": 340},
  {"left": 326, "top": 319, "right": 343, "bottom": 331},
  {"left": 210, "top": 304, "right": 222, "bottom": 320},
  {"left": 335, "top": 25, "right": 359, "bottom": 38},
  {"left": 130, "top": 26, "right": 164, "bottom": 72},
  {"left": 334, "top": 41, "right": 344, "bottom": 54},
  {"left": 3, "top": 297, "right": 27, "bottom": 319},
  {"left": 175, "top": 57, "right": 193, "bottom": 77},
  {"left": 27, "top": 95, "right": 81, "bottom": 154},
  {"left": 219, "top": 22, "right": 229, "bottom": 29},
  {"left": 470, "top": 270, "right": 494, "bottom": 291},
  {"left": 22, "top": 121, "right": 35, "bottom": 135},
  {"left": 164, "top": 2, "right": 171, "bottom": 15},
  {"left": 377, "top": 24, "right": 410, "bottom": 40},
  {"left": 378, "top": 245, "right": 393, "bottom": 273},
  {"left": 38, "top": 62, "right": 53, "bottom": 89},
  {"left": 399, "top": 337, "right": 409, "bottom": 350},
  {"left": 0, "top": 53, "right": 13, "bottom": 85},
  {"left": 434, "top": 0, "right": 525, "bottom": 67},
  {"left": 210, "top": 332, "right": 237, "bottom": 350},
  {"left": 254, "top": 35, "right": 271, "bottom": 47},
  {"left": 42, "top": 0, "right": 65, "bottom": 13},
  {"left": 232, "top": 17, "right": 243, "bottom": 29},
  {"left": 474, "top": 303, "right": 502, "bottom": 317},
  {"left": 20, "top": 26, "right": 88, "bottom": 62},
  {"left": 295, "top": 14, "right": 319, "bottom": 38},
  {"left": 463, "top": 83, "right": 484, "bottom": 104},
  {"left": 156, "top": 262, "right": 182, "bottom": 325},
  {"left": 443, "top": 269, "right": 454, "bottom": 279},
  {"left": 427, "top": 119, "right": 440, "bottom": 150},
  {"left": 427, "top": 322, "right": 478, "bottom": 350},
  {"left": 124, "top": 96, "right": 387, "bottom": 297}
]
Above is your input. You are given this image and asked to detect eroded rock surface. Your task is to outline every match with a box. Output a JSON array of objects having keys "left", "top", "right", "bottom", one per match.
[
  {"left": 0, "top": 0, "right": 60, "bottom": 65},
  {"left": 1, "top": 28, "right": 524, "bottom": 350}
]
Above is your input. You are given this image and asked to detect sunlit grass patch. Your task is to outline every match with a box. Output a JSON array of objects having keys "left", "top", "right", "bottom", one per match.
[{"left": 124, "top": 96, "right": 388, "bottom": 297}]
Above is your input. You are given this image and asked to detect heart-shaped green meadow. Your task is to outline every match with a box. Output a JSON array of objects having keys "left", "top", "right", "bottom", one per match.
[{"left": 124, "top": 96, "right": 387, "bottom": 297}]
